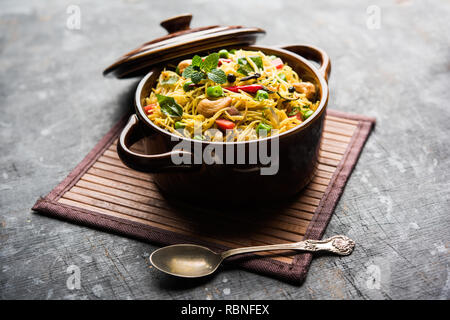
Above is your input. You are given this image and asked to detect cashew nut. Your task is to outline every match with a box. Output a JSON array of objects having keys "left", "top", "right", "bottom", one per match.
[
  {"left": 177, "top": 59, "right": 192, "bottom": 75},
  {"left": 293, "top": 82, "right": 316, "bottom": 100},
  {"left": 197, "top": 97, "right": 232, "bottom": 118}
]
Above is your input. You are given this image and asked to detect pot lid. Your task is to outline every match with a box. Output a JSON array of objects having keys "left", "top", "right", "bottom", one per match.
[{"left": 103, "top": 14, "right": 266, "bottom": 78}]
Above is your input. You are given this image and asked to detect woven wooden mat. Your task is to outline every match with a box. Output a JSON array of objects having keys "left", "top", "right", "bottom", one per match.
[{"left": 33, "top": 109, "right": 375, "bottom": 284}]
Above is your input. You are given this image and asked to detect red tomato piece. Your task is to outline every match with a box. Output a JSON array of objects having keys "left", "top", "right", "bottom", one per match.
[
  {"left": 143, "top": 104, "right": 156, "bottom": 114},
  {"left": 289, "top": 112, "right": 303, "bottom": 121},
  {"left": 215, "top": 119, "right": 235, "bottom": 130},
  {"left": 224, "top": 84, "right": 263, "bottom": 93},
  {"left": 271, "top": 58, "right": 284, "bottom": 69},
  {"left": 218, "top": 58, "right": 232, "bottom": 66}
]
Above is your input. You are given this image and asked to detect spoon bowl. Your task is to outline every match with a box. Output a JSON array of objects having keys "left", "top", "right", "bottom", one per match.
[
  {"left": 150, "top": 235, "right": 355, "bottom": 278},
  {"left": 150, "top": 244, "right": 223, "bottom": 278}
]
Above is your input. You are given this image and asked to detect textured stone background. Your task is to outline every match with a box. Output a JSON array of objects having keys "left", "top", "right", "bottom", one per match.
[{"left": 0, "top": 0, "right": 449, "bottom": 299}]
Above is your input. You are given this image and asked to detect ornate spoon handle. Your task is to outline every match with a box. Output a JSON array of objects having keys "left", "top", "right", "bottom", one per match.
[{"left": 221, "top": 235, "right": 355, "bottom": 260}]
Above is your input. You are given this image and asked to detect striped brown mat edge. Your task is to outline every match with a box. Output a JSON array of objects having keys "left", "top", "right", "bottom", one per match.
[{"left": 32, "top": 109, "right": 375, "bottom": 284}]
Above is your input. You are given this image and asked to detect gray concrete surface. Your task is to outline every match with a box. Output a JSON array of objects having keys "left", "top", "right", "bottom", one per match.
[{"left": 0, "top": 0, "right": 449, "bottom": 300}]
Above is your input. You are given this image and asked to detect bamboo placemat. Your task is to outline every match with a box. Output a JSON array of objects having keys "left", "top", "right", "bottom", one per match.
[{"left": 33, "top": 109, "right": 375, "bottom": 284}]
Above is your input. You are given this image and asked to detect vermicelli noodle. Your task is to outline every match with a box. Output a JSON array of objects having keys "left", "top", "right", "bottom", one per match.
[{"left": 142, "top": 49, "right": 319, "bottom": 142}]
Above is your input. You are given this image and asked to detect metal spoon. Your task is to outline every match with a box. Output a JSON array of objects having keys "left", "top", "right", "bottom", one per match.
[{"left": 150, "top": 235, "right": 355, "bottom": 278}]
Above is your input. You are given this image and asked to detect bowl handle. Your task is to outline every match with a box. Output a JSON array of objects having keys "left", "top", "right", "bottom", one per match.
[
  {"left": 117, "top": 114, "right": 198, "bottom": 173},
  {"left": 281, "top": 44, "right": 331, "bottom": 82}
]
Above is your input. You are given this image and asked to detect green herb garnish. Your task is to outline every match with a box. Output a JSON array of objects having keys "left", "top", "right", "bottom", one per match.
[
  {"left": 183, "top": 81, "right": 195, "bottom": 92},
  {"left": 237, "top": 56, "right": 263, "bottom": 75},
  {"left": 182, "top": 53, "right": 227, "bottom": 84},
  {"left": 156, "top": 94, "right": 183, "bottom": 118}
]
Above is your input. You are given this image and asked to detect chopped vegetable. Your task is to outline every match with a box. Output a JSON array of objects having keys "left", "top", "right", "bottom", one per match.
[
  {"left": 143, "top": 104, "right": 156, "bottom": 115},
  {"left": 218, "top": 58, "right": 232, "bottom": 66},
  {"left": 218, "top": 49, "right": 229, "bottom": 58},
  {"left": 278, "top": 73, "right": 287, "bottom": 82},
  {"left": 156, "top": 94, "right": 183, "bottom": 118},
  {"left": 271, "top": 57, "right": 284, "bottom": 69},
  {"left": 303, "top": 109, "right": 314, "bottom": 119},
  {"left": 288, "top": 86, "right": 295, "bottom": 93},
  {"left": 237, "top": 56, "right": 263, "bottom": 75},
  {"left": 224, "top": 84, "right": 264, "bottom": 93},
  {"left": 229, "top": 49, "right": 236, "bottom": 54},
  {"left": 206, "top": 85, "right": 224, "bottom": 98},
  {"left": 215, "top": 119, "right": 235, "bottom": 130},
  {"left": 183, "top": 81, "right": 195, "bottom": 92},
  {"left": 256, "top": 122, "right": 272, "bottom": 136},
  {"left": 248, "top": 56, "right": 263, "bottom": 69},
  {"left": 255, "top": 90, "right": 269, "bottom": 101},
  {"left": 174, "top": 121, "right": 186, "bottom": 129}
]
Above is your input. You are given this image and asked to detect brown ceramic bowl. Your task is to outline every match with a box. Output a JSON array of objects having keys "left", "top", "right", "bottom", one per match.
[{"left": 117, "top": 44, "right": 331, "bottom": 204}]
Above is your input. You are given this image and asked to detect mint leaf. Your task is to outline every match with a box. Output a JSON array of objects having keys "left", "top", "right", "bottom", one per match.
[
  {"left": 191, "top": 55, "right": 203, "bottom": 68},
  {"left": 190, "top": 71, "right": 205, "bottom": 84},
  {"left": 182, "top": 65, "right": 196, "bottom": 79},
  {"left": 183, "top": 65, "right": 205, "bottom": 84},
  {"left": 207, "top": 68, "right": 226, "bottom": 84},
  {"left": 202, "top": 53, "right": 219, "bottom": 73},
  {"left": 237, "top": 56, "right": 263, "bottom": 75},
  {"left": 156, "top": 94, "right": 183, "bottom": 118},
  {"left": 237, "top": 64, "right": 253, "bottom": 76},
  {"left": 249, "top": 56, "right": 263, "bottom": 69}
]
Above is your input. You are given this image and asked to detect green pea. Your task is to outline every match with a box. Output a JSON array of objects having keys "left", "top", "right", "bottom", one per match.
[
  {"left": 255, "top": 90, "right": 269, "bottom": 101},
  {"left": 206, "top": 85, "right": 223, "bottom": 98},
  {"left": 256, "top": 123, "right": 272, "bottom": 136},
  {"left": 218, "top": 49, "right": 229, "bottom": 59},
  {"left": 303, "top": 109, "right": 314, "bottom": 119},
  {"left": 174, "top": 121, "right": 186, "bottom": 129},
  {"left": 183, "top": 81, "right": 194, "bottom": 92},
  {"left": 278, "top": 73, "right": 287, "bottom": 82}
]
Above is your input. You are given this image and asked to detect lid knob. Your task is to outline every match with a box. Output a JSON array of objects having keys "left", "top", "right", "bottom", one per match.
[{"left": 160, "top": 14, "right": 192, "bottom": 34}]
